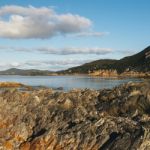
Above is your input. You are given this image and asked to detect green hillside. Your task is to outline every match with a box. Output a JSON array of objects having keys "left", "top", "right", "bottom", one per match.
[
  {"left": 61, "top": 46, "right": 150, "bottom": 74},
  {"left": 0, "top": 68, "right": 53, "bottom": 76}
]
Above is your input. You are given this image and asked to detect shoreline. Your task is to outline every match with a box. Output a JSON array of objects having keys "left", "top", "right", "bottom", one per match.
[
  {"left": 0, "top": 76, "right": 145, "bottom": 91},
  {"left": 0, "top": 73, "right": 150, "bottom": 79}
]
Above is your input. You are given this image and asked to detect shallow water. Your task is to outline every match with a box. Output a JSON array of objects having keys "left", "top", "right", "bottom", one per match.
[{"left": 0, "top": 75, "right": 141, "bottom": 91}]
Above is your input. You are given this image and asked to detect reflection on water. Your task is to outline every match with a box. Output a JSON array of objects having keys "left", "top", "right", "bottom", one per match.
[{"left": 0, "top": 75, "right": 141, "bottom": 91}]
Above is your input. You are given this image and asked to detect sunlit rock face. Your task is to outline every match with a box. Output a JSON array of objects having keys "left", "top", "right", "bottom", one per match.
[
  {"left": 89, "top": 69, "right": 150, "bottom": 78},
  {"left": 89, "top": 69, "right": 118, "bottom": 77},
  {"left": 0, "top": 81, "right": 150, "bottom": 149},
  {"left": 145, "top": 51, "right": 150, "bottom": 59}
]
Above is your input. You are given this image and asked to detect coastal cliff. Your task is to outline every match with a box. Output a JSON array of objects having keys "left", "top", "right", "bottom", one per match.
[
  {"left": 0, "top": 81, "right": 150, "bottom": 149},
  {"left": 89, "top": 69, "right": 150, "bottom": 78},
  {"left": 89, "top": 69, "right": 118, "bottom": 77}
]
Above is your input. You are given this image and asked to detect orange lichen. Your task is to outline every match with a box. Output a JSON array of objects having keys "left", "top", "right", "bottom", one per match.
[
  {"left": 15, "top": 135, "right": 25, "bottom": 142},
  {"left": 29, "top": 138, "right": 45, "bottom": 150},
  {"left": 0, "top": 122, "right": 7, "bottom": 128},
  {"left": 4, "top": 140, "right": 13, "bottom": 150},
  {"left": 20, "top": 142, "right": 30, "bottom": 150},
  {"left": 0, "top": 82, "right": 23, "bottom": 88}
]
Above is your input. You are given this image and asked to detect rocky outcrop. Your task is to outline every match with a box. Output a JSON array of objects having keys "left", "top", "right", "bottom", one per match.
[
  {"left": 0, "top": 81, "right": 150, "bottom": 149},
  {"left": 0, "top": 82, "right": 24, "bottom": 88},
  {"left": 0, "top": 82, "right": 33, "bottom": 90},
  {"left": 120, "top": 71, "right": 150, "bottom": 78},
  {"left": 89, "top": 69, "right": 118, "bottom": 77},
  {"left": 89, "top": 69, "right": 150, "bottom": 78}
]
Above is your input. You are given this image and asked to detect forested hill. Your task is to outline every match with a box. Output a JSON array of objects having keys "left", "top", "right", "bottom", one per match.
[
  {"left": 0, "top": 68, "right": 53, "bottom": 76},
  {"left": 61, "top": 46, "right": 150, "bottom": 74}
]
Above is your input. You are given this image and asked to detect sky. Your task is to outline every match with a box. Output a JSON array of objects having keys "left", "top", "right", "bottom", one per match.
[{"left": 0, "top": 0, "right": 150, "bottom": 71}]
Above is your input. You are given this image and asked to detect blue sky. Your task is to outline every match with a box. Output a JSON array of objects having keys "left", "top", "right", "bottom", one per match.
[{"left": 0, "top": 0, "right": 150, "bottom": 70}]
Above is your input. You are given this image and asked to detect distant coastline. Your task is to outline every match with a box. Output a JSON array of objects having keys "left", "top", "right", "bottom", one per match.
[
  {"left": 0, "top": 69, "right": 150, "bottom": 79},
  {"left": 0, "top": 46, "right": 150, "bottom": 79}
]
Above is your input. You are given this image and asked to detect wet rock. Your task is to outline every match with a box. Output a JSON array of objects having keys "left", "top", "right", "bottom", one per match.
[
  {"left": 54, "top": 87, "right": 64, "bottom": 90},
  {"left": 0, "top": 81, "right": 150, "bottom": 149}
]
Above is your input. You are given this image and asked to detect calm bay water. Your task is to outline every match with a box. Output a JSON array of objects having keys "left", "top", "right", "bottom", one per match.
[{"left": 0, "top": 75, "right": 141, "bottom": 91}]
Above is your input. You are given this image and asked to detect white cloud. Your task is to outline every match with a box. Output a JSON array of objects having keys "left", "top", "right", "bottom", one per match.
[
  {"left": 0, "top": 5, "right": 98, "bottom": 39},
  {"left": 0, "top": 62, "right": 21, "bottom": 70},
  {"left": 38, "top": 47, "right": 112, "bottom": 55},
  {"left": 72, "top": 32, "right": 110, "bottom": 37},
  {"left": 0, "top": 59, "right": 93, "bottom": 71},
  {"left": 0, "top": 45, "right": 113, "bottom": 55},
  {"left": 25, "top": 59, "right": 89, "bottom": 66}
]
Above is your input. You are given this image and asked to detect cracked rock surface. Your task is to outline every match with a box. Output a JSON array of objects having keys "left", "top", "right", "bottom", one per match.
[{"left": 0, "top": 81, "right": 150, "bottom": 150}]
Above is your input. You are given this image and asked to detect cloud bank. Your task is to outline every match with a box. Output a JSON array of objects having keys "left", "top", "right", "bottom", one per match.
[
  {"left": 0, "top": 46, "right": 113, "bottom": 55},
  {"left": 37, "top": 47, "right": 112, "bottom": 55},
  {"left": 0, "top": 5, "right": 103, "bottom": 39},
  {"left": 73, "top": 32, "right": 109, "bottom": 37},
  {"left": 0, "top": 59, "right": 92, "bottom": 71}
]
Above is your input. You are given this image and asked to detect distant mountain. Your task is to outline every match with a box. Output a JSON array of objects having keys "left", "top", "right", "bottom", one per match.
[
  {"left": 0, "top": 68, "right": 54, "bottom": 76},
  {"left": 1, "top": 46, "right": 150, "bottom": 76},
  {"left": 60, "top": 46, "right": 150, "bottom": 74}
]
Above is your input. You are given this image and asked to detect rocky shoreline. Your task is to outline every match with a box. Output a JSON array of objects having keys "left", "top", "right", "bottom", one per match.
[
  {"left": 88, "top": 69, "right": 150, "bottom": 79},
  {"left": 0, "top": 81, "right": 150, "bottom": 149}
]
